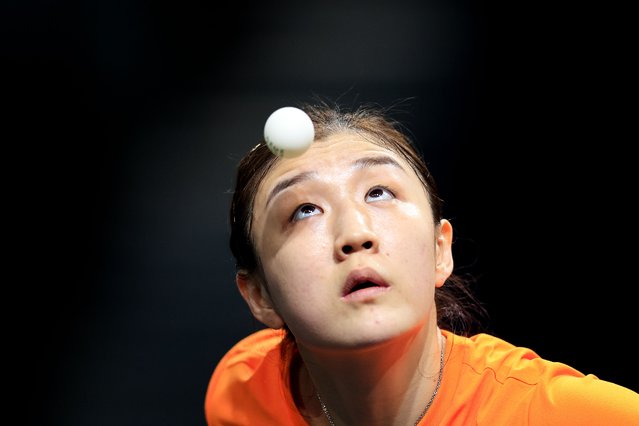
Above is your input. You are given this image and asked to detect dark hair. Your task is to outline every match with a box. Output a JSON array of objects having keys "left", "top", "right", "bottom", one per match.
[{"left": 229, "top": 100, "right": 487, "bottom": 337}]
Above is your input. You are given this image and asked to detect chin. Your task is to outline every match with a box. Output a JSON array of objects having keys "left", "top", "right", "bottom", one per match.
[
  {"left": 294, "top": 310, "right": 428, "bottom": 351},
  {"left": 336, "top": 318, "right": 425, "bottom": 351}
]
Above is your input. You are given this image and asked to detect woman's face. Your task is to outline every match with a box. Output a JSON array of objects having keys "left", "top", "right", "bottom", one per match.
[{"left": 248, "top": 133, "right": 453, "bottom": 350}]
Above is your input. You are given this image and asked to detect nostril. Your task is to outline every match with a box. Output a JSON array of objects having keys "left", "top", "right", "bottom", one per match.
[{"left": 342, "top": 241, "right": 374, "bottom": 255}]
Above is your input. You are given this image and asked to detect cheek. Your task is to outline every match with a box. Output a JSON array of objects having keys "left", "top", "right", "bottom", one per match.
[
  {"left": 392, "top": 235, "right": 434, "bottom": 274},
  {"left": 260, "top": 228, "right": 333, "bottom": 301},
  {"left": 379, "top": 207, "right": 435, "bottom": 260}
]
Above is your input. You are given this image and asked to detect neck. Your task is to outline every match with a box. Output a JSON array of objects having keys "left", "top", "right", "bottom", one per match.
[{"left": 296, "top": 318, "right": 445, "bottom": 426}]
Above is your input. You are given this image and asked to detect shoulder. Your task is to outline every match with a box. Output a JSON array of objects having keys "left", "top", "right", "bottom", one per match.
[
  {"left": 204, "top": 328, "right": 300, "bottom": 426},
  {"left": 452, "top": 332, "right": 553, "bottom": 384},
  {"left": 437, "top": 331, "right": 639, "bottom": 425},
  {"left": 214, "top": 327, "right": 286, "bottom": 370}
]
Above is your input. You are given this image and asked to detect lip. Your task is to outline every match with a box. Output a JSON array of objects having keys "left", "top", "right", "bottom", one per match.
[{"left": 341, "top": 267, "right": 390, "bottom": 302}]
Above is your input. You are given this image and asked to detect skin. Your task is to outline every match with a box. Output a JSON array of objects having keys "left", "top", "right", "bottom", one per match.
[{"left": 237, "top": 132, "right": 454, "bottom": 425}]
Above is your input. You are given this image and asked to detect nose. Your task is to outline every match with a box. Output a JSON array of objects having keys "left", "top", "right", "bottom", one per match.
[{"left": 333, "top": 206, "right": 379, "bottom": 260}]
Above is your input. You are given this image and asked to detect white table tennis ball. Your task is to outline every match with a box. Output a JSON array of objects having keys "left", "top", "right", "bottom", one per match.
[{"left": 263, "top": 106, "right": 315, "bottom": 158}]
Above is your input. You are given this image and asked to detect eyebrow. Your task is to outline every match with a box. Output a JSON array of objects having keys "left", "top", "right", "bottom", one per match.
[
  {"left": 266, "top": 155, "right": 405, "bottom": 206},
  {"left": 352, "top": 155, "right": 405, "bottom": 171}
]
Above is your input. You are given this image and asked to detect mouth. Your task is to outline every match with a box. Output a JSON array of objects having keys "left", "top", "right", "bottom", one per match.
[{"left": 342, "top": 268, "right": 390, "bottom": 299}]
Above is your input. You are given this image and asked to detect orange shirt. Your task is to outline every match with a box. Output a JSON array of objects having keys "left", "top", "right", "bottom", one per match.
[{"left": 204, "top": 328, "right": 639, "bottom": 425}]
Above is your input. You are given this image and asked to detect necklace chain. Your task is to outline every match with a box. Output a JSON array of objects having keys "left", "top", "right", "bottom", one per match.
[{"left": 316, "top": 336, "right": 445, "bottom": 426}]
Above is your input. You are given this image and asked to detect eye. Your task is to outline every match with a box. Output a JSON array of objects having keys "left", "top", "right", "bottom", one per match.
[
  {"left": 366, "top": 186, "right": 394, "bottom": 202},
  {"left": 291, "top": 203, "right": 322, "bottom": 222}
]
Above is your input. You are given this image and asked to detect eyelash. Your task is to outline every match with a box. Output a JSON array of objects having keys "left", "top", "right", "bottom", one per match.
[
  {"left": 289, "top": 185, "right": 396, "bottom": 222},
  {"left": 367, "top": 185, "right": 395, "bottom": 201}
]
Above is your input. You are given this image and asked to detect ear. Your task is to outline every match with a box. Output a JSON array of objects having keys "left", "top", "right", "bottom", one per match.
[
  {"left": 434, "top": 219, "right": 454, "bottom": 288},
  {"left": 236, "top": 271, "right": 285, "bottom": 329}
]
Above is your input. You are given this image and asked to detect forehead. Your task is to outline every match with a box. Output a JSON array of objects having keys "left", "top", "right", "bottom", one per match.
[
  {"left": 255, "top": 132, "right": 417, "bottom": 203},
  {"left": 275, "top": 132, "right": 394, "bottom": 169}
]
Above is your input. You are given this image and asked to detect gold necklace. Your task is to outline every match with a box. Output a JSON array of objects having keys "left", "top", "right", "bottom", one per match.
[{"left": 316, "top": 337, "right": 445, "bottom": 426}]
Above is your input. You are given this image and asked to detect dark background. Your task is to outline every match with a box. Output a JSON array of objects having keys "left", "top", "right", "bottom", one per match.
[{"left": 5, "top": 1, "right": 636, "bottom": 425}]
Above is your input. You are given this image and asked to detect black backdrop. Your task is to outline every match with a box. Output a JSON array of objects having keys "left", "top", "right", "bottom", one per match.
[{"left": 6, "top": 1, "right": 636, "bottom": 425}]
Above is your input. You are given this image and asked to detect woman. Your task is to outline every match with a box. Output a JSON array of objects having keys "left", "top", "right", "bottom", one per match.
[{"left": 204, "top": 101, "right": 639, "bottom": 425}]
